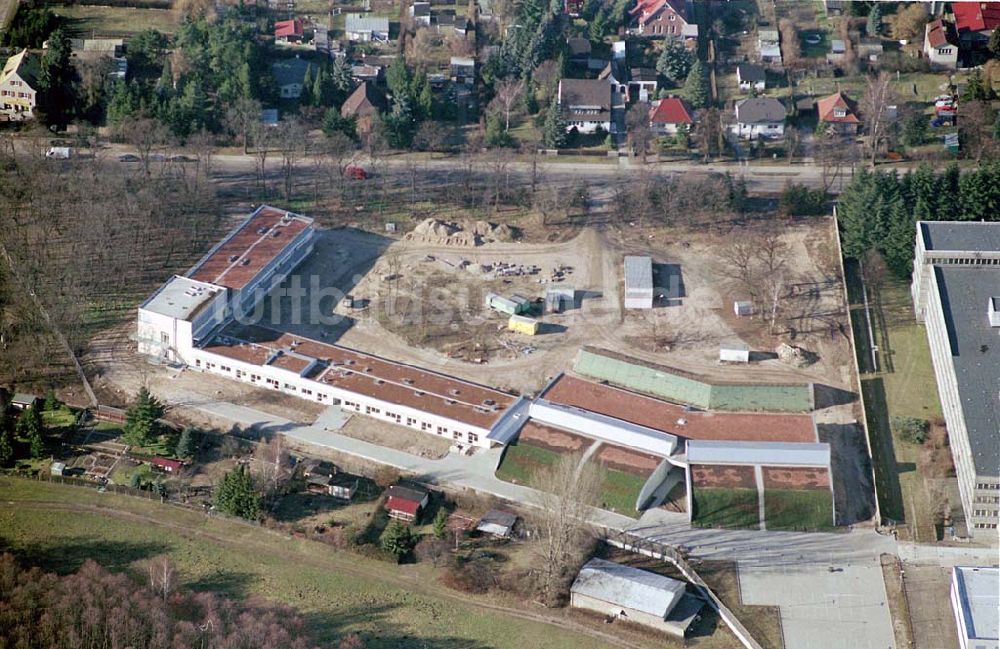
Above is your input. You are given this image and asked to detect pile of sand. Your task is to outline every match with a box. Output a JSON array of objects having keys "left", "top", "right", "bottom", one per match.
[{"left": 405, "top": 219, "right": 517, "bottom": 247}]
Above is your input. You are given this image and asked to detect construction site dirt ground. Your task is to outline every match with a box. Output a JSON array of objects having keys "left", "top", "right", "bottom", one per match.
[{"left": 255, "top": 219, "right": 856, "bottom": 399}]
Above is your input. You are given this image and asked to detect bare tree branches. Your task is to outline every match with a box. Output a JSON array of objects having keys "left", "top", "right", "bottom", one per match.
[
  {"left": 531, "top": 452, "right": 601, "bottom": 606},
  {"left": 861, "top": 71, "right": 897, "bottom": 166},
  {"left": 488, "top": 78, "right": 526, "bottom": 132}
]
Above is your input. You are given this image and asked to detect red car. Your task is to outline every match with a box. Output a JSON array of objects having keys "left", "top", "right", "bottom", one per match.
[{"left": 344, "top": 165, "right": 368, "bottom": 180}]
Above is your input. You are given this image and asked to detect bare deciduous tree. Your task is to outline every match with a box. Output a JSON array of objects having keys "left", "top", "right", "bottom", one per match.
[
  {"left": 275, "top": 119, "right": 307, "bottom": 201},
  {"left": 144, "top": 554, "right": 177, "bottom": 602},
  {"left": 253, "top": 434, "right": 291, "bottom": 507},
  {"left": 488, "top": 78, "right": 526, "bottom": 132},
  {"left": 225, "top": 96, "right": 262, "bottom": 155},
  {"left": 531, "top": 452, "right": 601, "bottom": 607},
  {"left": 860, "top": 71, "right": 897, "bottom": 166},
  {"left": 625, "top": 101, "right": 653, "bottom": 161}
]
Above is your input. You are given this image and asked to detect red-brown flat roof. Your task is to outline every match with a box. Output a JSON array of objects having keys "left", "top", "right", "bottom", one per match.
[
  {"left": 542, "top": 374, "right": 816, "bottom": 443},
  {"left": 188, "top": 207, "right": 312, "bottom": 290},
  {"left": 202, "top": 327, "right": 516, "bottom": 429}
]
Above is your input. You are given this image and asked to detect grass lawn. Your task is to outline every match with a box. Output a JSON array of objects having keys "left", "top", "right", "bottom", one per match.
[
  {"left": 495, "top": 442, "right": 561, "bottom": 486},
  {"left": 42, "top": 406, "right": 76, "bottom": 430},
  {"left": 799, "top": 29, "right": 829, "bottom": 59},
  {"left": 763, "top": 489, "right": 835, "bottom": 531},
  {"left": 53, "top": 4, "right": 180, "bottom": 36},
  {"left": 0, "top": 478, "right": 617, "bottom": 649},
  {"left": 593, "top": 466, "right": 645, "bottom": 518},
  {"left": 692, "top": 487, "right": 760, "bottom": 529}
]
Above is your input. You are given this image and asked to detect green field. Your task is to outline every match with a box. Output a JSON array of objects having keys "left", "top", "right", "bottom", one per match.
[
  {"left": 495, "top": 442, "right": 561, "bottom": 486},
  {"left": 692, "top": 487, "right": 760, "bottom": 529},
  {"left": 593, "top": 466, "right": 646, "bottom": 518},
  {"left": 53, "top": 4, "right": 180, "bottom": 36},
  {"left": 763, "top": 489, "right": 835, "bottom": 531},
  {"left": 0, "top": 478, "right": 616, "bottom": 649}
]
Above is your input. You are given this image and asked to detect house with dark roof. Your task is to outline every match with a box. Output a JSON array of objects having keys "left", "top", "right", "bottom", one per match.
[
  {"left": 816, "top": 91, "right": 860, "bottom": 135},
  {"left": 630, "top": 0, "right": 689, "bottom": 38},
  {"left": 567, "top": 37, "right": 592, "bottom": 65},
  {"left": 271, "top": 57, "right": 312, "bottom": 99},
  {"left": 341, "top": 82, "right": 383, "bottom": 134},
  {"left": 628, "top": 67, "right": 657, "bottom": 102},
  {"left": 558, "top": 78, "right": 612, "bottom": 134},
  {"left": 409, "top": 1, "right": 431, "bottom": 27},
  {"left": 924, "top": 18, "right": 959, "bottom": 69},
  {"left": 275, "top": 19, "right": 304, "bottom": 43},
  {"left": 648, "top": 97, "right": 693, "bottom": 135},
  {"left": 731, "top": 96, "right": 785, "bottom": 140},
  {"left": 0, "top": 49, "right": 40, "bottom": 120},
  {"left": 385, "top": 484, "right": 430, "bottom": 522},
  {"left": 736, "top": 63, "right": 766, "bottom": 92}
]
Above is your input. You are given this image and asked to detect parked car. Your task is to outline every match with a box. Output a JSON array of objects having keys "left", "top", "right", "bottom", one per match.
[
  {"left": 118, "top": 154, "right": 140, "bottom": 162},
  {"left": 344, "top": 165, "right": 368, "bottom": 180},
  {"left": 45, "top": 146, "right": 72, "bottom": 159}
]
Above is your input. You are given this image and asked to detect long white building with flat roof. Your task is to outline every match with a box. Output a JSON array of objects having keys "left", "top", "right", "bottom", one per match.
[
  {"left": 912, "top": 222, "right": 1000, "bottom": 539},
  {"left": 950, "top": 566, "right": 999, "bottom": 649}
]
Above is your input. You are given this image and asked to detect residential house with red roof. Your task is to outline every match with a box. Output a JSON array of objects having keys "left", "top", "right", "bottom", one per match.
[
  {"left": 648, "top": 97, "right": 693, "bottom": 135},
  {"left": 924, "top": 18, "right": 959, "bottom": 69},
  {"left": 275, "top": 19, "right": 304, "bottom": 43},
  {"left": 385, "top": 484, "right": 430, "bottom": 522},
  {"left": 816, "top": 91, "right": 860, "bottom": 135},
  {"left": 953, "top": 2, "right": 1000, "bottom": 51},
  {"left": 630, "top": 0, "right": 690, "bottom": 38}
]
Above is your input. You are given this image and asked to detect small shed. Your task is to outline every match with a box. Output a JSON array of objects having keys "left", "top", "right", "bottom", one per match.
[
  {"left": 624, "top": 256, "right": 653, "bottom": 309},
  {"left": 570, "top": 558, "right": 701, "bottom": 637},
  {"left": 545, "top": 285, "right": 575, "bottom": 313},
  {"left": 486, "top": 292, "right": 530, "bottom": 316},
  {"left": 50, "top": 462, "right": 66, "bottom": 476},
  {"left": 306, "top": 473, "right": 333, "bottom": 494},
  {"left": 733, "top": 300, "right": 753, "bottom": 317},
  {"left": 10, "top": 393, "right": 40, "bottom": 410},
  {"left": 508, "top": 315, "right": 539, "bottom": 336},
  {"left": 150, "top": 457, "right": 183, "bottom": 473},
  {"left": 302, "top": 459, "right": 337, "bottom": 478},
  {"left": 328, "top": 474, "right": 359, "bottom": 500},
  {"left": 720, "top": 342, "right": 750, "bottom": 363},
  {"left": 476, "top": 509, "right": 518, "bottom": 537},
  {"left": 385, "top": 484, "right": 430, "bottom": 522}
]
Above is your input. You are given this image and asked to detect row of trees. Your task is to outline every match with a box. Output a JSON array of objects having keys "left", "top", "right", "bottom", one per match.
[{"left": 838, "top": 162, "right": 1000, "bottom": 275}]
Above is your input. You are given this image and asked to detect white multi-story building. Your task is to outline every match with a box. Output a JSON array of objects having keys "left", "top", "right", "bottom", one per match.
[
  {"left": 912, "top": 222, "right": 1000, "bottom": 539},
  {"left": 950, "top": 566, "right": 998, "bottom": 649},
  {"left": 138, "top": 206, "right": 527, "bottom": 451}
]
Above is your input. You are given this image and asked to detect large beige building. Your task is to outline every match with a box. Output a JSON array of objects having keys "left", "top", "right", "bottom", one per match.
[
  {"left": 912, "top": 222, "right": 1000, "bottom": 539},
  {"left": 0, "top": 49, "right": 39, "bottom": 120}
]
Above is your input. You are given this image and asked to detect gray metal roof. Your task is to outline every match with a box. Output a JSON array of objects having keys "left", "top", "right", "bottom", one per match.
[
  {"left": 736, "top": 63, "right": 765, "bottom": 82},
  {"left": 345, "top": 14, "right": 389, "bottom": 32},
  {"left": 624, "top": 256, "right": 653, "bottom": 292},
  {"left": 686, "top": 439, "right": 831, "bottom": 467},
  {"left": 486, "top": 395, "right": 530, "bottom": 444},
  {"left": 952, "top": 567, "right": 999, "bottom": 641},
  {"left": 572, "top": 558, "right": 686, "bottom": 617},
  {"left": 735, "top": 97, "right": 785, "bottom": 124},
  {"left": 935, "top": 266, "right": 1000, "bottom": 477},
  {"left": 529, "top": 399, "right": 678, "bottom": 457},
  {"left": 920, "top": 221, "right": 1000, "bottom": 253}
]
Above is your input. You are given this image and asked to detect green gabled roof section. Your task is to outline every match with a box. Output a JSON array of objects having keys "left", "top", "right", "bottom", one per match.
[{"left": 574, "top": 347, "right": 815, "bottom": 412}]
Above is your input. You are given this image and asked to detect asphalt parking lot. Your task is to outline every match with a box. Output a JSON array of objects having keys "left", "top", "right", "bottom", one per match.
[{"left": 740, "top": 560, "right": 896, "bottom": 649}]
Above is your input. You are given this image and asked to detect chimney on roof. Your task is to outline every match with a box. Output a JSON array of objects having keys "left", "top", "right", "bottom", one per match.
[{"left": 676, "top": 418, "right": 687, "bottom": 426}]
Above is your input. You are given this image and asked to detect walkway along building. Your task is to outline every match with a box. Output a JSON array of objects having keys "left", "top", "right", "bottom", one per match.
[{"left": 912, "top": 221, "right": 1000, "bottom": 538}]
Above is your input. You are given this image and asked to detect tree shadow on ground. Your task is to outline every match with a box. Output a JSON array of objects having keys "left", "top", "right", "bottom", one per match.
[
  {"left": 0, "top": 538, "right": 169, "bottom": 575},
  {"left": 303, "top": 602, "right": 494, "bottom": 649}
]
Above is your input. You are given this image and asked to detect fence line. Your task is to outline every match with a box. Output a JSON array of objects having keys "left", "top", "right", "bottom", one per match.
[
  {"left": 832, "top": 207, "right": 883, "bottom": 528},
  {"left": 602, "top": 529, "right": 766, "bottom": 649}
]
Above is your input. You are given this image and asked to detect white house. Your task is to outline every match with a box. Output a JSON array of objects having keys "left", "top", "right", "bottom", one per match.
[
  {"left": 623, "top": 256, "right": 653, "bottom": 309},
  {"left": 731, "top": 97, "right": 785, "bottom": 140},
  {"left": 0, "top": 49, "right": 39, "bottom": 120},
  {"left": 345, "top": 14, "right": 390, "bottom": 42},
  {"left": 558, "top": 78, "right": 612, "bottom": 134},
  {"left": 924, "top": 19, "right": 959, "bottom": 69},
  {"left": 736, "top": 63, "right": 766, "bottom": 92}
]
